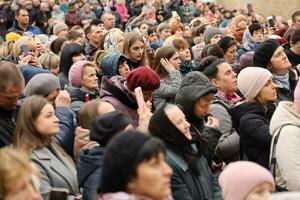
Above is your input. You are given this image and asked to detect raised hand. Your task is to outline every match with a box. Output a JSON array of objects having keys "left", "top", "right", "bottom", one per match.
[{"left": 160, "top": 58, "right": 175, "bottom": 73}]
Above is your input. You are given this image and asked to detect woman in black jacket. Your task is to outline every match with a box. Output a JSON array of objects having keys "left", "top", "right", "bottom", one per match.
[{"left": 230, "top": 67, "right": 277, "bottom": 168}]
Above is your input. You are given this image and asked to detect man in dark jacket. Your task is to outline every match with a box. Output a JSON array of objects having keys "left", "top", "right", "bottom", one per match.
[
  {"left": 284, "top": 28, "right": 300, "bottom": 73},
  {"left": 7, "top": 8, "right": 40, "bottom": 34},
  {"left": 175, "top": 71, "right": 222, "bottom": 164},
  {"left": 0, "top": 62, "right": 24, "bottom": 148}
]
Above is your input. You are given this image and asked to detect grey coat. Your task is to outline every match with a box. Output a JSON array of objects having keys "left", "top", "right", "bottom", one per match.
[
  {"left": 153, "top": 70, "right": 182, "bottom": 109},
  {"left": 210, "top": 93, "right": 240, "bottom": 163},
  {"left": 31, "top": 144, "right": 80, "bottom": 200}
]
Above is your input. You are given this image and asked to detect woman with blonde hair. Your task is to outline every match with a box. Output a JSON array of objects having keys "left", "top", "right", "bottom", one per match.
[
  {"left": 14, "top": 96, "right": 80, "bottom": 199},
  {"left": 122, "top": 32, "right": 148, "bottom": 69},
  {"left": 38, "top": 52, "right": 60, "bottom": 75},
  {"left": 0, "top": 147, "right": 41, "bottom": 200}
]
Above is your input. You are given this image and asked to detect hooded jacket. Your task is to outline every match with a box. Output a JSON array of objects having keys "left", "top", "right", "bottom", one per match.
[
  {"left": 230, "top": 102, "right": 273, "bottom": 168},
  {"left": 100, "top": 76, "right": 139, "bottom": 128},
  {"left": 269, "top": 101, "right": 300, "bottom": 191},
  {"left": 77, "top": 146, "right": 104, "bottom": 200},
  {"left": 101, "top": 53, "right": 126, "bottom": 76},
  {"left": 237, "top": 28, "right": 260, "bottom": 61},
  {"left": 65, "top": 85, "right": 100, "bottom": 118},
  {"left": 175, "top": 72, "right": 222, "bottom": 164}
]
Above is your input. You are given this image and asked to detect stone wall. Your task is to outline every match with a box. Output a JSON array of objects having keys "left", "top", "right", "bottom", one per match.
[{"left": 216, "top": 0, "right": 300, "bottom": 21}]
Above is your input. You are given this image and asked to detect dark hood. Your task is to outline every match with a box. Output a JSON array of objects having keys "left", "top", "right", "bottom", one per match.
[
  {"left": 101, "top": 53, "right": 125, "bottom": 76},
  {"left": 229, "top": 102, "right": 266, "bottom": 134},
  {"left": 100, "top": 75, "right": 138, "bottom": 109},
  {"left": 65, "top": 85, "right": 99, "bottom": 102},
  {"left": 77, "top": 147, "right": 104, "bottom": 187},
  {"left": 175, "top": 71, "right": 217, "bottom": 119}
]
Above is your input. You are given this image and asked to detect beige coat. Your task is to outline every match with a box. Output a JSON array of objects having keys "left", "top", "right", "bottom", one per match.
[{"left": 269, "top": 101, "right": 300, "bottom": 191}]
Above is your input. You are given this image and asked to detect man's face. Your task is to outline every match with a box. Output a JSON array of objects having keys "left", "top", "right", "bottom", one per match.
[
  {"left": 16, "top": 9, "right": 29, "bottom": 25},
  {"left": 0, "top": 85, "right": 24, "bottom": 110},
  {"left": 88, "top": 25, "right": 102, "bottom": 44},
  {"left": 103, "top": 14, "right": 115, "bottom": 30},
  {"left": 293, "top": 15, "right": 300, "bottom": 29},
  {"left": 25, "top": 0, "right": 33, "bottom": 10}
]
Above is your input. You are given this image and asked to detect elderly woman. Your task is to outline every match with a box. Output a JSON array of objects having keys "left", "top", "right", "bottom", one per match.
[{"left": 149, "top": 104, "right": 222, "bottom": 200}]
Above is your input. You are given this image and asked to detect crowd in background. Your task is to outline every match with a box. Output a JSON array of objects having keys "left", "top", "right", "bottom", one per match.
[{"left": 1, "top": 0, "right": 300, "bottom": 200}]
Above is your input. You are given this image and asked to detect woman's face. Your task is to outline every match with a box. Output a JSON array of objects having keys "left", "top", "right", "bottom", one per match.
[
  {"left": 210, "top": 34, "right": 223, "bottom": 44},
  {"left": 179, "top": 47, "right": 191, "bottom": 62},
  {"left": 129, "top": 40, "right": 145, "bottom": 62},
  {"left": 237, "top": 20, "right": 247, "bottom": 29},
  {"left": 166, "top": 106, "right": 192, "bottom": 140},
  {"left": 50, "top": 66, "right": 60, "bottom": 76},
  {"left": 184, "top": 25, "right": 192, "bottom": 38},
  {"left": 5, "top": 173, "right": 41, "bottom": 200},
  {"left": 175, "top": 28, "right": 184, "bottom": 37},
  {"left": 116, "top": 32, "right": 125, "bottom": 52},
  {"left": 245, "top": 182, "right": 274, "bottom": 200},
  {"left": 118, "top": 61, "right": 130, "bottom": 77},
  {"left": 168, "top": 51, "right": 181, "bottom": 70},
  {"left": 82, "top": 66, "right": 98, "bottom": 90},
  {"left": 269, "top": 46, "right": 291, "bottom": 74},
  {"left": 72, "top": 53, "right": 85, "bottom": 63},
  {"left": 225, "top": 44, "right": 237, "bottom": 64},
  {"left": 46, "top": 89, "right": 60, "bottom": 105},
  {"left": 34, "top": 103, "right": 59, "bottom": 137},
  {"left": 257, "top": 78, "right": 277, "bottom": 104},
  {"left": 73, "top": 37, "right": 84, "bottom": 46},
  {"left": 140, "top": 23, "right": 149, "bottom": 34},
  {"left": 127, "top": 152, "right": 173, "bottom": 200}
]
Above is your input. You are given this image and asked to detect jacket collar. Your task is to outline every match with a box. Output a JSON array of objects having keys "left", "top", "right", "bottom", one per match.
[{"left": 32, "top": 144, "right": 79, "bottom": 194}]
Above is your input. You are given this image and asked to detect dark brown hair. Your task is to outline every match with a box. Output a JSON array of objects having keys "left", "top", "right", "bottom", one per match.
[
  {"left": 153, "top": 46, "right": 178, "bottom": 79},
  {"left": 14, "top": 96, "right": 50, "bottom": 154}
]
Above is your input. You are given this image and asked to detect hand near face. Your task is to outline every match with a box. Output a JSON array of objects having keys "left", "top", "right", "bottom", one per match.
[
  {"left": 205, "top": 116, "right": 219, "bottom": 129},
  {"left": 160, "top": 58, "right": 175, "bottom": 73},
  {"left": 55, "top": 90, "right": 71, "bottom": 108}
]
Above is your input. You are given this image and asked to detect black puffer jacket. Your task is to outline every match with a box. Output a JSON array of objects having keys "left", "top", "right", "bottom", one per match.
[
  {"left": 230, "top": 102, "right": 274, "bottom": 168},
  {"left": 175, "top": 71, "right": 222, "bottom": 164}
]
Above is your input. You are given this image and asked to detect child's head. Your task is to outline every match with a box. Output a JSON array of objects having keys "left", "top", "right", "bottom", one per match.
[
  {"left": 249, "top": 23, "right": 264, "bottom": 42},
  {"left": 38, "top": 52, "right": 60, "bottom": 75}
]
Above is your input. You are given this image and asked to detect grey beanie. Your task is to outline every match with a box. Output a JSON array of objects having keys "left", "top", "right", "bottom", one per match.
[
  {"left": 204, "top": 27, "right": 224, "bottom": 45},
  {"left": 24, "top": 73, "right": 61, "bottom": 97},
  {"left": 53, "top": 22, "right": 68, "bottom": 35}
]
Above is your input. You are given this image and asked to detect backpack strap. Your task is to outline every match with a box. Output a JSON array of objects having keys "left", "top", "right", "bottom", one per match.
[{"left": 270, "top": 123, "right": 296, "bottom": 177}]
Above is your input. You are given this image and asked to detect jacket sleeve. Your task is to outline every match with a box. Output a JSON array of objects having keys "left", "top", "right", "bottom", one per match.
[
  {"left": 239, "top": 114, "right": 272, "bottom": 148},
  {"left": 54, "top": 107, "right": 76, "bottom": 157},
  {"left": 201, "top": 127, "right": 222, "bottom": 163},
  {"left": 168, "top": 164, "right": 193, "bottom": 200},
  {"left": 276, "top": 126, "right": 300, "bottom": 191},
  {"left": 210, "top": 104, "right": 240, "bottom": 160},
  {"left": 155, "top": 70, "right": 182, "bottom": 99}
]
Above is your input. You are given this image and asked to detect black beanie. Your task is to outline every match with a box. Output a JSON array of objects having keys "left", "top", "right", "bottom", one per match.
[
  {"left": 253, "top": 39, "right": 280, "bottom": 68},
  {"left": 99, "top": 131, "right": 151, "bottom": 193},
  {"left": 90, "top": 111, "right": 130, "bottom": 146}
]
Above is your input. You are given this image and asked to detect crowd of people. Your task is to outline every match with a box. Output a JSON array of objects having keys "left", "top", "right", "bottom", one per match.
[{"left": 1, "top": 0, "right": 300, "bottom": 199}]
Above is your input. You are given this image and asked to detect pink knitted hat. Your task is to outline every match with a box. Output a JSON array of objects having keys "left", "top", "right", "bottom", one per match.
[
  {"left": 294, "top": 80, "right": 300, "bottom": 113},
  {"left": 68, "top": 60, "right": 89, "bottom": 87},
  {"left": 219, "top": 161, "right": 275, "bottom": 200}
]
